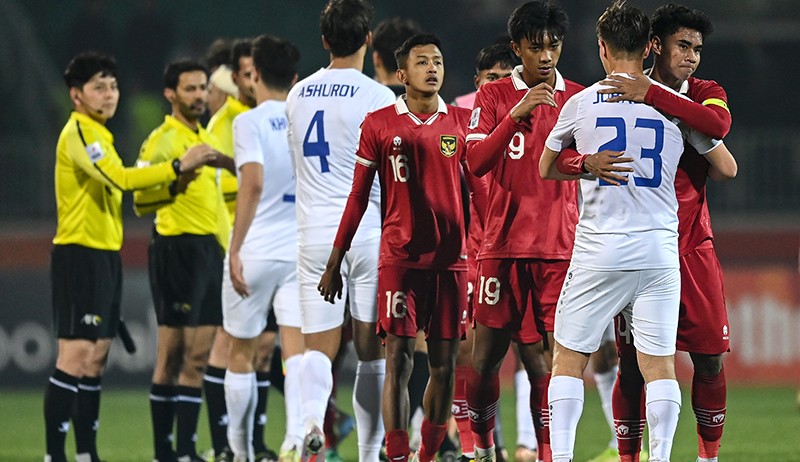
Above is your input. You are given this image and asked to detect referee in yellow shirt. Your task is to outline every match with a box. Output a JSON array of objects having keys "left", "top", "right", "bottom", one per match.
[
  {"left": 133, "top": 60, "right": 233, "bottom": 462},
  {"left": 45, "top": 52, "right": 216, "bottom": 462}
]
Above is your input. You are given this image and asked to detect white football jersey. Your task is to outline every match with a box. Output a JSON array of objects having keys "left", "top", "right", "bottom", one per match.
[
  {"left": 286, "top": 68, "right": 395, "bottom": 246},
  {"left": 545, "top": 75, "right": 719, "bottom": 271},
  {"left": 232, "top": 100, "right": 296, "bottom": 261}
]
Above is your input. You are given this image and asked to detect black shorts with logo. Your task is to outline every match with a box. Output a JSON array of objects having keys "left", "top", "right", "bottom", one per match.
[
  {"left": 51, "top": 244, "right": 122, "bottom": 340},
  {"left": 149, "top": 232, "right": 223, "bottom": 327}
]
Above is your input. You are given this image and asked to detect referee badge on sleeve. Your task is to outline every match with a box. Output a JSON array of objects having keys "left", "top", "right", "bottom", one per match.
[{"left": 85, "top": 141, "right": 105, "bottom": 163}]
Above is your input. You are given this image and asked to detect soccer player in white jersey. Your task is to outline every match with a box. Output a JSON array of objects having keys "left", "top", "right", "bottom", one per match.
[
  {"left": 221, "top": 35, "right": 301, "bottom": 462},
  {"left": 285, "top": 1, "right": 395, "bottom": 461},
  {"left": 537, "top": 2, "right": 729, "bottom": 461}
]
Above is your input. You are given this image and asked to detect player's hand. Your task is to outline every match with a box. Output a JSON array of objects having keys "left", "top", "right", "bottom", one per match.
[
  {"left": 510, "top": 82, "right": 557, "bottom": 122},
  {"left": 179, "top": 144, "right": 216, "bottom": 172},
  {"left": 583, "top": 150, "right": 634, "bottom": 185},
  {"left": 230, "top": 251, "right": 250, "bottom": 297},
  {"left": 318, "top": 268, "right": 343, "bottom": 304},
  {"left": 206, "top": 151, "right": 237, "bottom": 174},
  {"left": 174, "top": 170, "right": 199, "bottom": 194},
  {"left": 598, "top": 73, "right": 651, "bottom": 103}
]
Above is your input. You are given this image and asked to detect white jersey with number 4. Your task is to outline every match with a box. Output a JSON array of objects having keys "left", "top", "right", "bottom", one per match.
[
  {"left": 545, "top": 75, "right": 720, "bottom": 271},
  {"left": 286, "top": 68, "right": 395, "bottom": 247}
]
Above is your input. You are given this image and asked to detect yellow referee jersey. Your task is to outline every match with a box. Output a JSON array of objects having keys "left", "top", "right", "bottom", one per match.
[
  {"left": 53, "top": 112, "right": 179, "bottom": 251},
  {"left": 208, "top": 95, "right": 250, "bottom": 222},
  {"left": 133, "top": 115, "right": 231, "bottom": 249}
]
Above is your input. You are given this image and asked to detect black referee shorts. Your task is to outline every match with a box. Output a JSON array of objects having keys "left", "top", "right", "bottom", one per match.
[
  {"left": 51, "top": 244, "right": 122, "bottom": 340},
  {"left": 149, "top": 233, "right": 223, "bottom": 327}
]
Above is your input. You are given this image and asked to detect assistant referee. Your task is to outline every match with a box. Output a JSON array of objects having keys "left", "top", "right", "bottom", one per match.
[{"left": 45, "top": 52, "right": 216, "bottom": 462}]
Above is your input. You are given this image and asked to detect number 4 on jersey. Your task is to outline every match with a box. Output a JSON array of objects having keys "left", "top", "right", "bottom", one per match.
[{"left": 303, "top": 110, "right": 330, "bottom": 172}]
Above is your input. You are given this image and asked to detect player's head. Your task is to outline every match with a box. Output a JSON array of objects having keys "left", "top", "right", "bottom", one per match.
[
  {"left": 650, "top": 4, "right": 713, "bottom": 82},
  {"left": 163, "top": 60, "right": 209, "bottom": 124},
  {"left": 474, "top": 41, "right": 519, "bottom": 89},
  {"left": 204, "top": 38, "right": 233, "bottom": 73},
  {"left": 251, "top": 35, "right": 301, "bottom": 93},
  {"left": 64, "top": 51, "right": 119, "bottom": 122},
  {"left": 596, "top": 0, "right": 651, "bottom": 73},
  {"left": 231, "top": 38, "right": 256, "bottom": 107},
  {"left": 320, "top": 0, "right": 374, "bottom": 58},
  {"left": 507, "top": 1, "right": 569, "bottom": 86},
  {"left": 372, "top": 17, "right": 423, "bottom": 81},
  {"left": 395, "top": 34, "right": 443, "bottom": 97}
]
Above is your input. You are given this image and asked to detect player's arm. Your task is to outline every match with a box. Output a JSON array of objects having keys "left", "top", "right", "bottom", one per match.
[
  {"left": 465, "top": 87, "right": 533, "bottom": 177},
  {"left": 599, "top": 74, "right": 731, "bottom": 139},
  {"left": 228, "top": 115, "right": 266, "bottom": 297},
  {"left": 462, "top": 166, "right": 488, "bottom": 227},
  {"left": 132, "top": 143, "right": 183, "bottom": 216},
  {"left": 318, "top": 121, "right": 379, "bottom": 304},
  {"left": 539, "top": 96, "right": 584, "bottom": 181},
  {"left": 686, "top": 130, "right": 737, "bottom": 180}
]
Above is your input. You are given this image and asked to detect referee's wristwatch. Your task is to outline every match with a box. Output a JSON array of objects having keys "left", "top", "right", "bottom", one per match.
[{"left": 171, "top": 159, "right": 182, "bottom": 176}]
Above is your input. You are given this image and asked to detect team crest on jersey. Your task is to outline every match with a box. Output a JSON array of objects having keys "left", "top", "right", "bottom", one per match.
[{"left": 440, "top": 135, "right": 457, "bottom": 157}]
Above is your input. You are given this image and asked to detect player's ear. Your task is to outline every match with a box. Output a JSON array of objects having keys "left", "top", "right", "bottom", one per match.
[
  {"left": 163, "top": 88, "right": 175, "bottom": 103},
  {"left": 473, "top": 75, "right": 480, "bottom": 90},
  {"left": 69, "top": 87, "right": 81, "bottom": 107},
  {"left": 643, "top": 41, "right": 652, "bottom": 60},
  {"left": 397, "top": 68, "right": 407, "bottom": 85},
  {"left": 510, "top": 40, "right": 522, "bottom": 58},
  {"left": 291, "top": 73, "right": 299, "bottom": 87},
  {"left": 364, "top": 31, "right": 373, "bottom": 47},
  {"left": 651, "top": 36, "right": 662, "bottom": 56},
  {"left": 321, "top": 35, "right": 331, "bottom": 51}
]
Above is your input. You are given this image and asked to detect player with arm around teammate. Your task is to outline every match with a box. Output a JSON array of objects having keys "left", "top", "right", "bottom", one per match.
[
  {"left": 538, "top": 3, "right": 730, "bottom": 461},
  {"left": 319, "top": 33, "right": 478, "bottom": 462}
]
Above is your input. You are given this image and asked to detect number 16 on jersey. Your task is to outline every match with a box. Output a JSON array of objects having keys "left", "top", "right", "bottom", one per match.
[{"left": 303, "top": 110, "right": 330, "bottom": 172}]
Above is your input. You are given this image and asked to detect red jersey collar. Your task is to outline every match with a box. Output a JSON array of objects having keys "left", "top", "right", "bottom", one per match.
[
  {"left": 511, "top": 65, "right": 565, "bottom": 92},
  {"left": 395, "top": 94, "right": 448, "bottom": 125}
]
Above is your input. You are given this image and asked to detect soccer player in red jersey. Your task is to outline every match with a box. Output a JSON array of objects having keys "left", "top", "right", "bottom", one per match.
[
  {"left": 559, "top": 5, "right": 737, "bottom": 462},
  {"left": 464, "top": 2, "right": 583, "bottom": 460},
  {"left": 318, "top": 33, "right": 481, "bottom": 462}
]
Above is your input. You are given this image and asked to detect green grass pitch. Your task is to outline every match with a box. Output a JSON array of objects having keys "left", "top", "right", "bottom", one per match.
[{"left": 2, "top": 386, "right": 798, "bottom": 461}]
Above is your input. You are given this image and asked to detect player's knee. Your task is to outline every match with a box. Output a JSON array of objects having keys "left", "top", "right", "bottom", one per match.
[
  {"left": 428, "top": 362, "right": 455, "bottom": 389},
  {"left": 690, "top": 353, "right": 723, "bottom": 376}
]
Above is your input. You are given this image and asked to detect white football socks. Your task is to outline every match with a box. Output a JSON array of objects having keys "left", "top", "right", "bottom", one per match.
[
  {"left": 224, "top": 371, "right": 256, "bottom": 461},
  {"left": 354, "top": 359, "right": 386, "bottom": 461},
  {"left": 646, "top": 379, "right": 682, "bottom": 462},
  {"left": 514, "top": 369, "right": 538, "bottom": 450},
  {"left": 548, "top": 375, "right": 584, "bottom": 462},
  {"left": 282, "top": 354, "right": 304, "bottom": 451},
  {"left": 299, "top": 350, "right": 333, "bottom": 432}
]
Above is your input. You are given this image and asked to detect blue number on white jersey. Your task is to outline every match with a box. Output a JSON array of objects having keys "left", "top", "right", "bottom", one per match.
[
  {"left": 303, "top": 110, "right": 330, "bottom": 172},
  {"left": 596, "top": 117, "right": 664, "bottom": 188}
]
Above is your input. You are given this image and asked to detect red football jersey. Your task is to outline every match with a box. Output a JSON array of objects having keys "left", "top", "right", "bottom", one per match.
[
  {"left": 355, "top": 96, "right": 470, "bottom": 270},
  {"left": 466, "top": 67, "right": 583, "bottom": 260},
  {"left": 675, "top": 77, "right": 731, "bottom": 255}
]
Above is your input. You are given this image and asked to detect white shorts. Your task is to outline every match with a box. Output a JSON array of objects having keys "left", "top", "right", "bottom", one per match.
[
  {"left": 297, "top": 240, "right": 379, "bottom": 334},
  {"left": 554, "top": 266, "right": 680, "bottom": 356},
  {"left": 222, "top": 259, "right": 300, "bottom": 338}
]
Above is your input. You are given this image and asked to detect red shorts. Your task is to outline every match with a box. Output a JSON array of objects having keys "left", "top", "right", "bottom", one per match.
[
  {"left": 615, "top": 243, "right": 730, "bottom": 357},
  {"left": 377, "top": 266, "right": 467, "bottom": 340},
  {"left": 676, "top": 243, "right": 730, "bottom": 354},
  {"left": 473, "top": 258, "right": 568, "bottom": 344}
]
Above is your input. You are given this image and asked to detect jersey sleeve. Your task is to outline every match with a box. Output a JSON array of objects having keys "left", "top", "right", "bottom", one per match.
[
  {"left": 465, "top": 86, "right": 527, "bottom": 176},
  {"left": 684, "top": 126, "right": 723, "bottom": 155},
  {"left": 233, "top": 113, "right": 264, "bottom": 169},
  {"left": 132, "top": 134, "right": 177, "bottom": 216},
  {"left": 544, "top": 95, "right": 579, "bottom": 153},
  {"left": 332, "top": 163, "right": 377, "bottom": 251},
  {"left": 555, "top": 147, "right": 588, "bottom": 175},
  {"left": 645, "top": 81, "right": 731, "bottom": 139},
  {"left": 68, "top": 122, "right": 176, "bottom": 193},
  {"left": 354, "top": 116, "right": 380, "bottom": 170}
]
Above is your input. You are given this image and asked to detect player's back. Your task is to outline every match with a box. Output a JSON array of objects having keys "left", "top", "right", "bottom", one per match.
[
  {"left": 234, "top": 100, "right": 296, "bottom": 261},
  {"left": 561, "top": 77, "right": 687, "bottom": 270},
  {"left": 286, "top": 68, "right": 395, "bottom": 246}
]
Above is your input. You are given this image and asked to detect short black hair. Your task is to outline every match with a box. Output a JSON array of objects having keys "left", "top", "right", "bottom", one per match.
[
  {"left": 373, "top": 17, "right": 423, "bottom": 73},
  {"left": 475, "top": 42, "right": 520, "bottom": 73},
  {"left": 63, "top": 51, "right": 117, "bottom": 88},
  {"left": 251, "top": 35, "right": 301, "bottom": 91},
  {"left": 507, "top": 1, "right": 569, "bottom": 45},
  {"left": 596, "top": 0, "right": 650, "bottom": 57},
  {"left": 230, "top": 38, "right": 253, "bottom": 73},
  {"left": 320, "top": 0, "right": 373, "bottom": 58},
  {"left": 163, "top": 60, "right": 208, "bottom": 90},
  {"left": 651, "top": 3, "right": 713, "bottom": 41},
  {"left": 394, "top": 33, "right": 442, "bottom": 70},
  {"left": 205, "top": 38, "right": 233, "bottom": 71}
]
